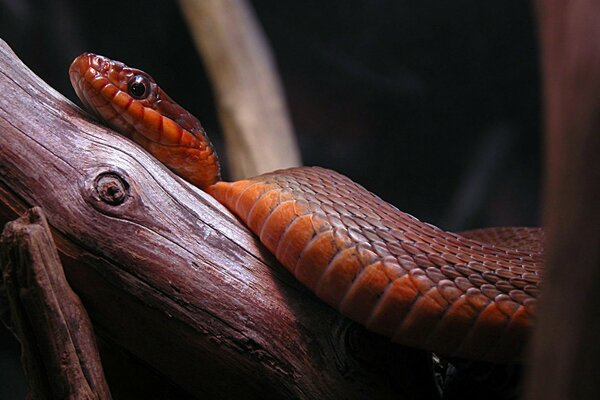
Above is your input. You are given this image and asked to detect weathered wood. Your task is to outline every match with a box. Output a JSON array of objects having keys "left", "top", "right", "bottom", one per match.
[
  {"left": 1, "top": 207, "right": 111, "bottom": 400},
  {"left": 525, "top": 1, "right": 600, "bottom": 399},
  {"left": 0, "top": 39, "right": 438, "bottom": 399},
  {"left": 179, "top": 0, "right": 302, "bottom": 179}
]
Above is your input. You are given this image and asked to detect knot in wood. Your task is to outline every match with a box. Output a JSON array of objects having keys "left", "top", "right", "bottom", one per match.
[{"left": 95, "top": 173, "right": 129, "bottom": 205}]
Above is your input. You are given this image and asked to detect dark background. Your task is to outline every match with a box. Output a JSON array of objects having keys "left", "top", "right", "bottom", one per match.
[{"left": 0, "top": 0, "right": 540, "bottom": 398}]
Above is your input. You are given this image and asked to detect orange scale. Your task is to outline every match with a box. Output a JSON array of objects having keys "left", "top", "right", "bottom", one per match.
[
  {"left": 291, "top": 198, "right": 312, "bottom": 216},
  {"left": 340, "top": 261, "right": 391, "bottom": 324},
  {"left": 464, "top": 288, "right": 491, "bottom": 312},
  {"left": 366, "top": 274, "right": 418, "bottom": 337},
  {"left": 458, "top": 302, "right": 509, "bottom": 359},
  {"left": 401, "top": 242, "right": 420, "bottom": 256},
  {"left": 428, "top": 253, "right": 448, "bottom": 268},
  {"left": 494, "top": 294, "right": 520, "bottom": 318},
  {"left": 84, "top": 66, "right": 98, "bottom": 82},
  {"left": 355, "top": 245, "right": 379, "bottom": 268},
  {"left": 149, "top": 144, "right": 176, "bottom": 166},
  {"left": 87, "top": 92, "right": 107, "bottom": 109},
  {"left": 138, "top": 108, "right": 162, "bottom": 142},
  {"left": 441, "top": 296, "right": 479, "bottom": 327},
  {"left": 507, "top": 305, "right": 533, "bottom": 334},
  {"left": 196, "top": 144, "right": 209, "bottom": 155},
  {"left": 309, "top": 212, "right": 333, "bottom": 234},
  {"left": 393, "top": 287, "right": 448, "bottom": 348},
  {"left": 315, "top": 247, "right": 362, "bottom": 308},
  {"left": 295, "top": 230, "right": 338, "bottom": 291},
  {"left": 173, "top": 147, "right": 192, "bottom": 164},
  {"left": 160, "top": 117, "right": 183, "bottom": 145},
  {"left": 206, "top": 152, "right": 218, "bottom": 163},
  {"left": 275, "top": 214, "right": 316, "bottom": 274},
  {"left": 140, "top": 106, "right": 161, "bottom": 130},
  {"left": 90, "top": 75, "right": 107, "bottom": 92},
  {"left": 99, "top": 80, "right": 118, "bottom": 99},
  {"left": 470, "top": 252, "right": 489, "bottom": 263},
  {"left": 185, "top": 148, "right": 199, "bottom": 163},
  {"left": 112, "top": 90, "right": 132, "bottom": 110},
  {"left": 228, "top": 179, "right": 258, "bottom": 199},
  {"left": 482, "top": 301, "right": 514, "bottom": 329},
  {"left": 424, "top": 300, "right": 478, "bottom": 356},
  {"left": 430, "top": 242, "right": 449, "bottom": 254},
  {"left": 208, "top": 180, "right": 249, "bottom": 210},
  {"left": 424, "top": 285, "right": 450, "bottom": 310},
  {"left": 259, "top": 200, "right": 297, "bottom": 253},
  {"left": 189, "top": 146, "right": 204, "bottom": 160},
  {"left": 126, "top": 100, "right": 145, "bottom": 122},
  {"left": 178, "top": 130, "right": 197, "bottom": 148},
  {"left": 331, "top": 228, "right": 355, "bottom": 251},
  {"left": 486, "top": 305, "right": 532, "bottom": 362},
  {"left": 164, "top": 149, "right": 200, "bottom": 179},
  {"left": 246, "top": 188, "right": 292, "bottom": 233},
  {"left": 409, "top": 269, "right": 435, "bottom": 294},
  {"left": 441, "top": 253, "right": 462, "bottom": 266},
  {"left": 403, "top": 231, "right": 421, "bottom": 243},
  {"left": 414, "top": 254, "right": 435, "bottom": 268},
  {"left": 95, "top": 102, "right": 119, "bottom": 120},
  {"left": 232, "top": 182, "right": 275, "bottom": 219}
]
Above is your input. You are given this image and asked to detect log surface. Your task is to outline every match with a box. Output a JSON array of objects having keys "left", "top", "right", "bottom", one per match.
[
  {"left": 1, "top": 207, "right": 111, "bottom": 400},
  {"left": 0, "top": 39, "right": 437, "bottom": 399}
]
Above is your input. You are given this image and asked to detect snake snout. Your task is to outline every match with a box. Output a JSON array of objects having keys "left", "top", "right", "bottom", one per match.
[
  {"left": 70, "top": 53, "right": 113, "bottom": 79},
  {"left": 88, "top": 54, "right": 111, "bottom": 74}
]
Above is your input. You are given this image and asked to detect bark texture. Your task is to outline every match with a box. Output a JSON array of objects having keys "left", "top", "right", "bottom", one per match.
[
  {"left": 0, "top": 38, "right": 437, "bottom": 399},
  {"left": 1, "top": 207, "right": 111, "bottom": 399}
]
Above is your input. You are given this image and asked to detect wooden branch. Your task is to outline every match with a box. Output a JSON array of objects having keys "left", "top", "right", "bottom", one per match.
[
  {"left": 179, "top": 0, "right": 302, "bottom": 179},
  {"left": 0, "top": 39, "right": 438, "bottom": 399},
  {"left": 1, "top": 207, "right": 111, "bottom": 400},
  {"left": 526, "top": 1, "right": 600, "bottom": 399}
]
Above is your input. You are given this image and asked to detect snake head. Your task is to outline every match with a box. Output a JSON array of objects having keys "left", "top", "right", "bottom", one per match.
[{"left": 69, "top": 53, "right": 221, "bottom": 190}]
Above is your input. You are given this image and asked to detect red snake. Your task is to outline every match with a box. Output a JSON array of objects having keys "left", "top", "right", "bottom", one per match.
[{"left": 69, "top": 53, "right": 542, "bottom": 363}]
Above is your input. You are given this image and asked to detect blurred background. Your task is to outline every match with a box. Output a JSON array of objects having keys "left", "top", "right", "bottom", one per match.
[{"left": 0, "top": 0, "right": 540, "bottom": 398}]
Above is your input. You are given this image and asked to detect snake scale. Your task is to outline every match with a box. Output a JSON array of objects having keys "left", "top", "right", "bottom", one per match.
[{"left": 69, "top": 53, "right": 543, "bottom": 363}]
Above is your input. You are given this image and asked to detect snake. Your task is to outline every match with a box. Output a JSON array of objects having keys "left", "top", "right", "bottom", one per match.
[{"left": 69, "top": 53, "right": 542, "bottom": 363}]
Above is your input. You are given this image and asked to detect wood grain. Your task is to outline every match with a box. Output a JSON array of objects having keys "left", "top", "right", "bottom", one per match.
[
  {"left": 1, "top": 207, "right": 111, "bottom": 400},
  {"left": 0, "top": 39, "right": 437, "bottom": 399}
]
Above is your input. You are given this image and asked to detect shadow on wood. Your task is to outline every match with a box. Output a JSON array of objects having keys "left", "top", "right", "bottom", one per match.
[
  {"left": 0, "top": 39, "right": 438, "bottom": 399},
  {"left": 1, "top": 207, "right": 111, "bottom": 399}
]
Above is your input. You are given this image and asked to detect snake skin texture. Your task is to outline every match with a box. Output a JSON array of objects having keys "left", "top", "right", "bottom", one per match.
[
  {"left": 209, "top": 167, "right": 541, "bottom": 362},
  {"left": 70, "top": 53, "right": 543, "bottom": 363}
]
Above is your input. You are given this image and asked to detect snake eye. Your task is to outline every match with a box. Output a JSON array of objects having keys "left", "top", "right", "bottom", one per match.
[{"left": 127, "top": 75, "right": 150, "bottom": 99}]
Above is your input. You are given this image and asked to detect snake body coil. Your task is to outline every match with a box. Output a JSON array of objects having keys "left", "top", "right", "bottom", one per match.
[{"left": 70, "top": 53, "right": 543, "bottom": 363}]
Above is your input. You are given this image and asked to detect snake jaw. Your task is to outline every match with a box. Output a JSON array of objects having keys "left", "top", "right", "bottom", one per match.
[{"left": 70, "top": 53, "right": 221, "bottom": 189}]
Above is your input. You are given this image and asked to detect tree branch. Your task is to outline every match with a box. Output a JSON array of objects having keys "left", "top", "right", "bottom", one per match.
[
  {"left": 1, "top": 207, "right": 111, "bottom": 399},
  {"left": 179, "top": 0, "right": 302, "bottom": 179},
  {"left": 0, "top": 38, "right": 437, "bottom": 399}
]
